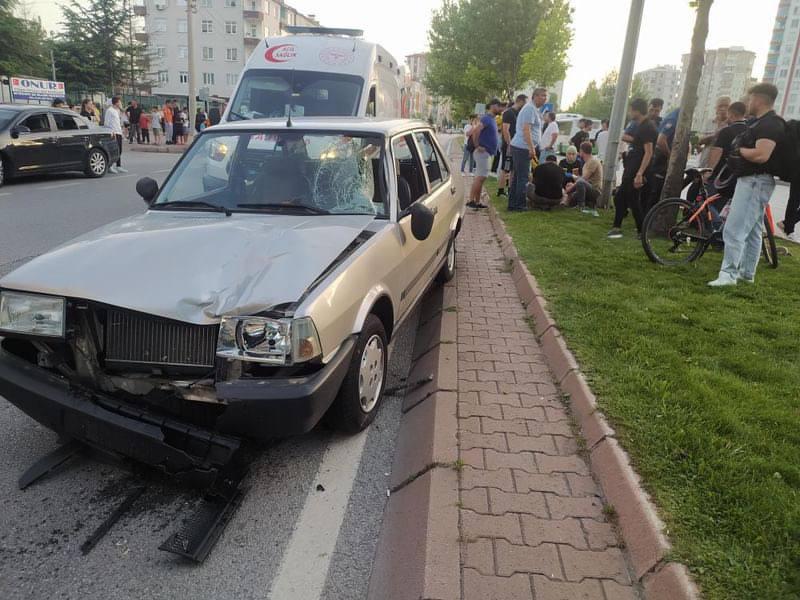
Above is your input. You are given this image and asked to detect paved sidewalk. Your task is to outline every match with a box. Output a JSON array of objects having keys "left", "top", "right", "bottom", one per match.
[{"left": 455, "top": 207, "right": 640, "bottom": 600}]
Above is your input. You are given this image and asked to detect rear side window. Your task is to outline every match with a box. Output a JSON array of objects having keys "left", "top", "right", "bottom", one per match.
[
  {"left": 21, "top": 113, "right": 50, "bottom": 133},
  {"left": 53, "top": 113, "right": 80, "bottom": 131},
  {"left": 392, "top": 134, "right": 427, "bottom": 211},
  {"left": 413, "top": 131, "right": 448, "bottom": 188}
]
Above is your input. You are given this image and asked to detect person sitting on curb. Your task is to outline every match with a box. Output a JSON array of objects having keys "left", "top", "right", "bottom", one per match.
[
  {"left": 565, "top": 142, "right": 603, "bottom": 216},
  {"left": 527, "top": 155, "right": 564, "bottom": 210},
  {"left": 559, "top": 145, "right": 584, "bottom": 186}
]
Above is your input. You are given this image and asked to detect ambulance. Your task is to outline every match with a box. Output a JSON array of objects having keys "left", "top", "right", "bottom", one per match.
[{"left": 224, "top": 26, "right": 402, "bottom": 121}]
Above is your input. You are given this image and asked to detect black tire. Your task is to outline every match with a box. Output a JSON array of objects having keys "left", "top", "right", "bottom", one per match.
[
  {"left": 85, "top": 148, "right": 108, "bottom": 178},
  {"left": 0, "top": 154, "right": 8, "bottom": 188},
  {"left": 642, "top": 198, "right": 708, "bottom": 266},
  {"left": 324, "top": 314, "right": 388, "bottom": 434},
  {"left": 762, "top": 214, "right": 779, "bottom": 268},
  {"left": 436, "top": 235, "right": 456, "bottom": 283}
]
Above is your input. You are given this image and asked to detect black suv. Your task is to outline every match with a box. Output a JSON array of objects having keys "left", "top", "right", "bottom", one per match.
[{"left": 0, "top": 104, "right": 120, "bottom": 187}]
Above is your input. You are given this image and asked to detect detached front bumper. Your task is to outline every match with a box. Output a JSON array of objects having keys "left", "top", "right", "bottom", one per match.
[{"left": 0, "top": 337, "right": 355, "bottom": 478}]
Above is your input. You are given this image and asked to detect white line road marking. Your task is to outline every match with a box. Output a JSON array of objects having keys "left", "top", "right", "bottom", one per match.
[
  {"left": 0, "top": 192, "right": 10, "bottom": 197},
  {"left": 38, "top": 181, "right": 88, "bottom": 190},
  {"left": 153, "top": 169, "right": 172, "bottom": 173},
  {"left": 268, "top": 430, "right": 369, "bottom": 600}
]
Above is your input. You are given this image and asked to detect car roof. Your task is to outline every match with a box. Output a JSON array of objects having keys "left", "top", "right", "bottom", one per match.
[
  {"left": 0, "top": 104, "right": 73, "bottom": 115},
  {"left": 206, "top": 117, "right": 432, "bottom": 137}
]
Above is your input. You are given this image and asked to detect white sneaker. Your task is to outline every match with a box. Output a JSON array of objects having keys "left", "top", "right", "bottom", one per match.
[
  {"left": 708, "top": 273, "right": 738, "bottom": 287},
  {"left": 116, "top": 167, "right": 129, "bottom": 173},
  {"left": 109, "top": 166, "right": 118, "bottom": 174},
  {"left": 787, "top": 231, "right": 800, "bottom": 244},
  {"left": 738, "top": 275, "right": 755, "bottom": 284}
]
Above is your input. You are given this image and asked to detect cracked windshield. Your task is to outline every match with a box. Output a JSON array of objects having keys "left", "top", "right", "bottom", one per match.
[{"left": 156, "top": 132, "right": 385, "bottom": 215}]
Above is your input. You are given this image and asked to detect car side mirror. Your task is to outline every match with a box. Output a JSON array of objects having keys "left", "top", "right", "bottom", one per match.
[
  {"left": 136, "top": 177, "right": 159, "bottom": 205},
  {"left": 10, "top": 125, "right": 30, "bottom": 139},
  {"left": 409, "top": 202, "right": 434, "bottom": 241}
]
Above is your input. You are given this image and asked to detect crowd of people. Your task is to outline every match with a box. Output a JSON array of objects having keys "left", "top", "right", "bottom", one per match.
[{"left": 461, "top": 80, "right": 796, "bottom": 287}]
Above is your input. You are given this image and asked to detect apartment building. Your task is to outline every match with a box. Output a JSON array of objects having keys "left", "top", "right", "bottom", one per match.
[
  {"left": 764, "top": 0, "right": 800, "bottom": 119},
  {"left": 134, "top": 0, "right": 318, "bottom": 100},
  {"left": 635, "top": 64, "right": 681, "bottom": 110},
  {"left": 680, "top": 47, "right": 755, "bottom": 131}
]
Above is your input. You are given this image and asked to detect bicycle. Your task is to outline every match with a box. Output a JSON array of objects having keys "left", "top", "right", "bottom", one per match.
[{"left": 641, "top": 168, "right": 778, "bottom": 268}]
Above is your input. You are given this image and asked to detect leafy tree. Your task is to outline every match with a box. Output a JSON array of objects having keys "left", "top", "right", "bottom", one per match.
[
  {"left": 0, "top": 0, "right": 49, "bottom": 78},
  {"left": 568, "top": 71, "right": 648, "bottom": 120},
  {"left": 663, "top": 0, "right": 713, "bottom": 200},
  {"left": 52, "top": 0, "right": 129, "bottom": 94},
  {"left": 520, "top": 0, "right": 573, "bottom": 88},
  {"left": 426, "top": 0, "right": 548, "bottom": 116}
]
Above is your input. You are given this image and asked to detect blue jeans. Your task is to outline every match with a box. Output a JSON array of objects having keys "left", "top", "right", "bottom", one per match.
[
  {"left": 719, "top": 174, "right": 775, "bottom": 281},
  {"left": 461, "top": 146, "right": 475, "bottom": 173},
  {"left": 509, "top": 145, "right": 531, "bottom": 211}
]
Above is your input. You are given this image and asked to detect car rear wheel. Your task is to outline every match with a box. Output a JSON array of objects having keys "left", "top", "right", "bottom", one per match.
[
  {"left": 85, "top": 148, "right": 108, "bottom": 178},
  {"left": 436, "top": 235, "right": 456, "bottom": 283},
  {"left": 324, "top": 314, "right": 388, "bottom": 434}
]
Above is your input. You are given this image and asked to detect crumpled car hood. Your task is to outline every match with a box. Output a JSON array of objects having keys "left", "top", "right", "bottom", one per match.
[{"left": 0, "top": 210, "right": 375, "bottom": 324}]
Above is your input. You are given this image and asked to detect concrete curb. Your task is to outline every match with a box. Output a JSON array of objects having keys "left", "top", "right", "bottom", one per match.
[
  {"left": 367, "top": 280, "right": 461, "bottom": 600},
  {"left": 487, "top": 204, "right": 701, "bottom": 600},
  {"left": 128, "top": 144, "right": 186, "bottom": 154}
]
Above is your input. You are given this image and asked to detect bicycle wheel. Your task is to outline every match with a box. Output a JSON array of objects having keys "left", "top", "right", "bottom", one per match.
[
  {"left": 762, "top": 214, "right": 779, "bottom": 268},
  {"left": 642, "top": 198, "right": 709, "bottom": 266}
]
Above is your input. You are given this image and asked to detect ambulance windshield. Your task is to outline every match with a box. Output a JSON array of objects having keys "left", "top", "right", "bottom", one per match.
[{"left": 228, "top": 69, "right": 364, "bottom": 120}]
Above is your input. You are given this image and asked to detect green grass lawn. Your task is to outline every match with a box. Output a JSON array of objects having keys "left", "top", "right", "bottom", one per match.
[{"left": 485, "top": 179, "right": 800, "bottom": 600}]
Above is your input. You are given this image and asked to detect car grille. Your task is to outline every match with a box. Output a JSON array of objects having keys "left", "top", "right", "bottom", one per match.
[{"left": 105, "top": 308, "right": 218, "bottom": 368}]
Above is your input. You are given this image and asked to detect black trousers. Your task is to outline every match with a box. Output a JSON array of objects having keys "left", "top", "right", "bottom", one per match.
[
  {"left": 784, "top": 176, "right": 800, "bottom": 234},
  {"left": 613, "top": 175, "right": 645, "bottom": 231},
  {"left": 115, "top": 134, "right": 123, "bottom": 167}
]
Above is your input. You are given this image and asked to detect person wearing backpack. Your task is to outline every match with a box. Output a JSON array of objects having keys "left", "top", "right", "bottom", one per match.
[{"left": 709, "top": 83, "right": 786, "bottom": 287}]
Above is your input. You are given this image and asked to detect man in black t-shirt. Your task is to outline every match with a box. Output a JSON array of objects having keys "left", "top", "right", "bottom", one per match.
[
  {"left": 707, "top": 101, "right": 748, "bottom": 201},
  {"left": 608, "top": 99, "right": 657, "bottom": 238},
  {"left": 126, "top": 100, "right": 142, "bottom": 144},
  {"left": 528, "top": 155, "right": 564, "bottom": 209},
  {"left": 498, "top": 94, "right": 526, "bottom": 197},
  {"left": 709, "top": 83, "right": 785, "bottom": 287}
]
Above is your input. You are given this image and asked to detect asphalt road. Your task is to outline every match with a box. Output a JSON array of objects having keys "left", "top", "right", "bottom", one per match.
[{"left": 0, "top": 149, "right": 422, "bottom": 600}]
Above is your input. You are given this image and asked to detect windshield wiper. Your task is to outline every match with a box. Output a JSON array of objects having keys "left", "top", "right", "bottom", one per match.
[
  {"left": 227, "top": 110, "right": 250, "bottom": 121},
  {"left": 153, "top": 200, "right": 232, "bottom": 216},
  {"left": 236, "top": 203, "right": 330, "bottom": 215}
]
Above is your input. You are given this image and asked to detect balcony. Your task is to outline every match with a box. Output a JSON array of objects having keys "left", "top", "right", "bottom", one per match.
[
  {"left": 135, "top": 31, "right": 148, "bottom": 42},
  {"left": 243, "top": 10, "right": 263, "bottom": 20},
  {"left": 244, "top": 34, "right": 261, "bottom": 46},
  {"left": 133, "top": 5, "right": 146, "bottom": 16}
]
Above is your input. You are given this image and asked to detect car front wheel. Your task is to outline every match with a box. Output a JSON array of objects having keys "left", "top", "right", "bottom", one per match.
[
  {"left": 325, "top": 314, "right": 388, "bottom": 433},
  {"left": 85, "top": 148, "right": 108, "bottom": 178},
  {"left": 0, "top": 155, "right": 7, "bottom": 187}
]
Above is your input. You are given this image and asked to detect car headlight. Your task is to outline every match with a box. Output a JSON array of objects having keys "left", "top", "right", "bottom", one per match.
[
  {"left": 216, "top": 316, "right": 322, "bottom": 365},
  {"left": 0, "top": 291, "right": 66, "bottom": 338}
]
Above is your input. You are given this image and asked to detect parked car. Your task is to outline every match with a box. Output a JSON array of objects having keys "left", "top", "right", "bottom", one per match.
[
  {"left": 0, "top": 104, "right": 120, "bottom": 187},
  {"left": 0, "top": 117, "right": 463, "bottom": 477}
]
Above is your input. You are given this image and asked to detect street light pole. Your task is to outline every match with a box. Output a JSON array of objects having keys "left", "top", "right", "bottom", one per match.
[
  {"left": 50, "top": 49, "right": 56, "bottom": 81},
  {"left": 600, "top": 0, "right": 646, "bottom": 208},
  {"left": 187, "top": 0, "right": 198, "bottom": 140}
]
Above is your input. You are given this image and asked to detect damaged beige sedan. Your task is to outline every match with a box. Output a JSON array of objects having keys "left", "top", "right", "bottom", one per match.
[{"left": 0, "top": 118, "right": 464, "bottom": 479}]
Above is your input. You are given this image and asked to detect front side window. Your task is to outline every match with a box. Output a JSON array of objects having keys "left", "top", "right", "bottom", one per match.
[
  {"left": 0, "top": 108, "right": 18, "bottom": 130},
  {"left": 413, "top": 131, "right": 447, "bottom": 187},
  {"left": 392, "top": 134, "right": 426, "bottom": 210},
  {"left": 21, "top": 113, "right": 50, "bottom": 132},
  {"left": 154, "top": 131, "right": 386, "bottom": 217},
  {"left": 229, "top": 69, "right": 363, "bottom": 119}
]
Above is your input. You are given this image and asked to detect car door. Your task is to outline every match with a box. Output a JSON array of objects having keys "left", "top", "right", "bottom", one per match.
[
  {"left": 392, "top": 131, "right": 438, "bottom": 317},
  {"left": 52, "top": 112, "right": 88, "bottom": 169},
  {"left": 6, "top": 112, "right": 57, "bottom": 173},
  {"left": 412, "top": 130, "right": 455, "bottom": 264}
]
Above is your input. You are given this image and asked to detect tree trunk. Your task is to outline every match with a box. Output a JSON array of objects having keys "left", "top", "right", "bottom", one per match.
[{"left": 661, "top": 0, "right": 713, "bottom": 200}]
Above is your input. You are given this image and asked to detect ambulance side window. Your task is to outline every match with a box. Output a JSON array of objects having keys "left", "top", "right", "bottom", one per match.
[{"left": 366, "top": 86, "right": 376, "bottom": 117}]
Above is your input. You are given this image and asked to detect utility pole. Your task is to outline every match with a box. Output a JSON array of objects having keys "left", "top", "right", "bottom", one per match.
[
  {"left": 50, "top": 49, "right": 56, "bottom": 81},
  {"left": 187, "top": 0, "right": 198, "bottom": 140},
  {"left": 600, "top": 0, "right": 646, "bottom": 208}
]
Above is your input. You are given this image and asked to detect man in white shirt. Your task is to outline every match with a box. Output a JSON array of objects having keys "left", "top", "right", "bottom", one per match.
[
  {"left": 103, "top": 97, "right": 127, "bottom": 174},
  {"left": 595, "top": 119, "right": 610, "bottom": 162},
  {"left": 540, "top": 111, "right": 559, "bottom": 162}
]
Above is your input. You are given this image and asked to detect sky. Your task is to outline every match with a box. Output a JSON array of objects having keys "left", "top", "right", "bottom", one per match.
[{"left": 28, "top": 0, "right": 781, "bottom": 106}]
